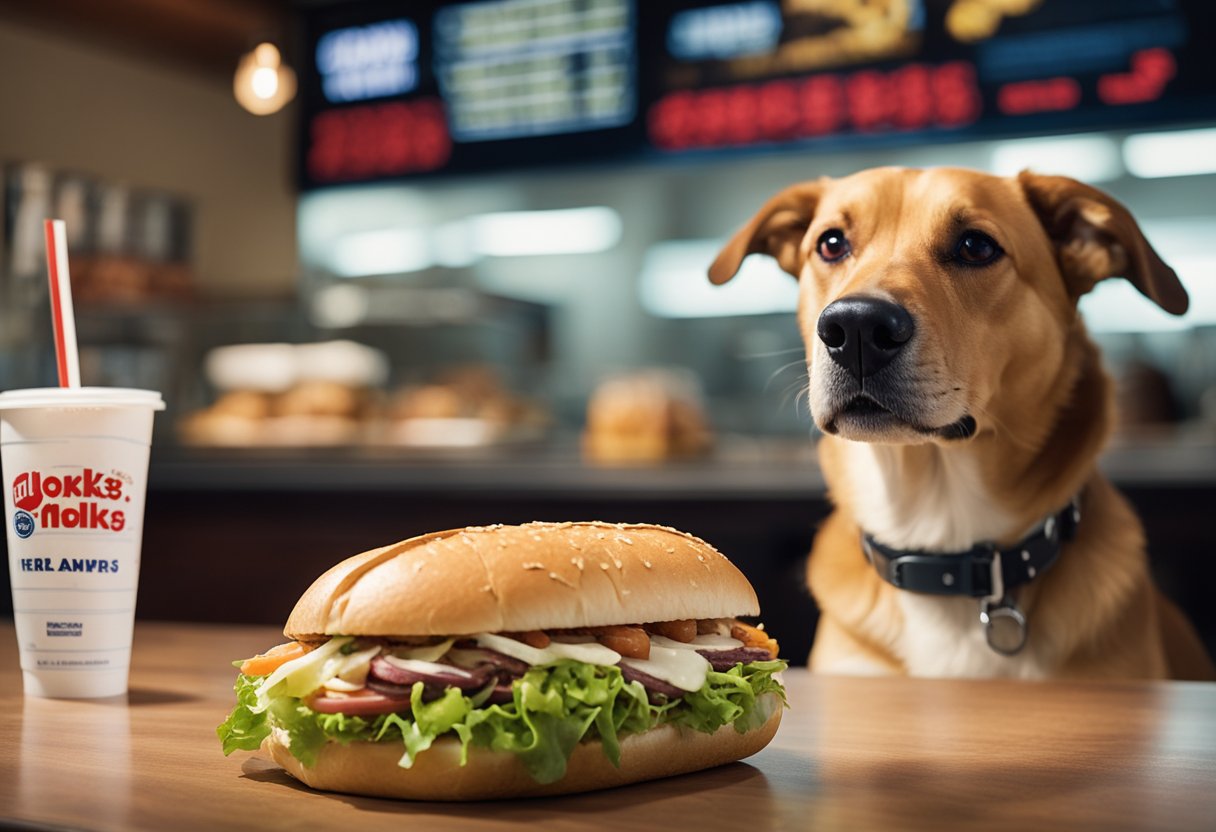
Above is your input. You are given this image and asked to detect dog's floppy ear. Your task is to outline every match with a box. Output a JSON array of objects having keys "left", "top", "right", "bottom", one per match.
[
  {"left": 708, "top": 180, "right": 824, "bottom": 285},
  {"left": 1017, "top": 171, "right": 1188, "bottom": 315}
]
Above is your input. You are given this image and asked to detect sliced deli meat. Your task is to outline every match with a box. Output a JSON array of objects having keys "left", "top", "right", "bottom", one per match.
[
  {"left": 446, "top": 647, "right": 530, "bottom": 676},
  {"left": 371, "top": 655, "right": 488, "bottom": 690},
  {"left": 696, "top": 647, "right": 776, "bottom": 671}
]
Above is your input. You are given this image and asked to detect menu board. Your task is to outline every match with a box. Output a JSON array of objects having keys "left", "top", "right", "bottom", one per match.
[
  {"left": 298, "top": 0, "right": 1216, "bottom": 187},
  {"left": 433, "top": 0, "right": 634, "bottom": 141}
]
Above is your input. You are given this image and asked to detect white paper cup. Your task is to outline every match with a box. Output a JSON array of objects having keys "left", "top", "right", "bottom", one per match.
[{"left": 0, "top": 387, "right": 164, "bottom": 698}]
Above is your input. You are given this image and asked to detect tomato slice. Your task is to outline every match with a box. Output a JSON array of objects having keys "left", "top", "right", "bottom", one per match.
[{"left": 309, "top": 688, "right": 411, "bottom": 716}]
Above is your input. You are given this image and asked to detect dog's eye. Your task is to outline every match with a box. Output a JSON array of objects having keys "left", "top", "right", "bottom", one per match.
[
  {"left": 817, "top": 229, "right": 851, "bottom": 263},
  {"left": 955, "top": 231, "right": 1002, "bottom": 266}
]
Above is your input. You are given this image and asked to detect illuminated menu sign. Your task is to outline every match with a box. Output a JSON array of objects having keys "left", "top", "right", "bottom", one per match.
[
  {"left": 434, "top": 0, "right": 634, "bottom": 141},
  {"left": 298, "top": 0, "right": 1216, "bottom": 188},
  {"left": 316, "top": 19, "right": 421, "bottom": 103}
]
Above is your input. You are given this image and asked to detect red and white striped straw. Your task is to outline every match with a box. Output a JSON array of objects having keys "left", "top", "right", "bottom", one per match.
[{"left": 43, "top": 218, "right": 81, "bottom": 388}]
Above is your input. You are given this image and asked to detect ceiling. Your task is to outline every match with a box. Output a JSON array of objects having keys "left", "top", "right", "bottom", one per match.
[{"left": 0, "top": 0, "right": 294, "bottom": 79}]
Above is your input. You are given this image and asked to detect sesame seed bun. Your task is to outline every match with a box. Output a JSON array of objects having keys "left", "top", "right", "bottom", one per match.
[{"left": 284, "top": 522, "right": 760, "bottom": 640}]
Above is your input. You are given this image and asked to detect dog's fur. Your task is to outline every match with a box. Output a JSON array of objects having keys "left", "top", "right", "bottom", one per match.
[{"left": 710, "top": 167, "right": 1215, "bottom": 680}]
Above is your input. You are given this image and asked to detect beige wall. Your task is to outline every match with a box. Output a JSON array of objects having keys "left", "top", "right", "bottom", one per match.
[{"left": 0, "top": 19, "right": 297, "bottom": 298}]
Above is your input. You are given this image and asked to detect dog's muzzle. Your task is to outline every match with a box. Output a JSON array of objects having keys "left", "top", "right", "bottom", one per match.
[{"left": 814, "top": 295, "right": 976, "bottom": 440}]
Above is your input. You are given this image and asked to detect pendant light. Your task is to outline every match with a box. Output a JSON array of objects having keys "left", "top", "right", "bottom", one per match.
[{"left": 234, "top": 42, "right": 297, "bottom": 115}]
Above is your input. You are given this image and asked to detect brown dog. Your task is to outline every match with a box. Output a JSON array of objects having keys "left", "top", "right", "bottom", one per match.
[{"left": 710, "top": 167, "right": 1214, "bottom": 680}]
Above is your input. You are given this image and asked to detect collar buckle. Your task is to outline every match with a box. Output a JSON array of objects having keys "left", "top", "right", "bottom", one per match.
[{"left": 985, "top": 546, "right": 1004, "bottom": 604}]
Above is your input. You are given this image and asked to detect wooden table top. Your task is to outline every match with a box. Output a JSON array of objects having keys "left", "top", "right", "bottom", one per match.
[{"left": 1, "top": 621, "right": 1214, "bottom": 832}]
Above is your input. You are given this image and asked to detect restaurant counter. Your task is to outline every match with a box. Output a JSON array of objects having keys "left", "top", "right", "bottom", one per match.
[{"left": 1, "top": 621, "right": 1213, "bottom": 832}]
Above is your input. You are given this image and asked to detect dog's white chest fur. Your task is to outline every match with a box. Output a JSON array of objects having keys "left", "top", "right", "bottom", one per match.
[
  {"left": 895, "top": 595, "right": 1048, "bottom": 679},
  {"left": 840, "top": 443, "right": 1051, "bottom": 679}
]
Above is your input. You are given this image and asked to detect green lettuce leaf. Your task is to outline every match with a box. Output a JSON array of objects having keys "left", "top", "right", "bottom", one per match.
[
  {"left": 217, "top": 673, "right": 272, "bottom": 755},
  {"left": 387, "top": 684, "right": 472, "bottom": 767},
  {"left": 670, "top": 659, "right": 788, "bottom": 735},
  {"left": 267, "top": 696, "right": 330, "bottom": 767},
  {"left": 216, "top": 658, "right": 787, "bottom": 785}
]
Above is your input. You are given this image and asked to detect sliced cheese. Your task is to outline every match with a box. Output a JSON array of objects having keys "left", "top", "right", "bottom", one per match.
[
  {"left": 650, "top": 634, "right": 744, "bottom": 652},
  {"left": 475, "top": 632, "right": 622, "bottom": 667},
  {"left": 621, "top": 645, "right": 711, "bottom": 692},
  {"left": 387, "top": 638, "right": 456, "bottom": 663},
  {"left": 548, "top": 641, "right": 624, "bottom": 664}
]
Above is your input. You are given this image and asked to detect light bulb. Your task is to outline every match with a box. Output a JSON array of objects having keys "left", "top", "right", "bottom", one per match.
[
  {"left": 251, "top": 66, "right": 279, "bottom": 100},
  {"left": 234, "top": 41, "right": 296, "bottom": 115}
]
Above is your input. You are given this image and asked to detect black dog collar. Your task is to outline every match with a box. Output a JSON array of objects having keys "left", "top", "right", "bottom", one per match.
[{"left": 862, "top": 498, "right": 1081, "bottom": 599}]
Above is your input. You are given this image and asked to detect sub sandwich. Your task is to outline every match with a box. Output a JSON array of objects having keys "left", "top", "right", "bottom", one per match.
[{"left": 217, "top": 521, "right": 786, "bottom": 800}]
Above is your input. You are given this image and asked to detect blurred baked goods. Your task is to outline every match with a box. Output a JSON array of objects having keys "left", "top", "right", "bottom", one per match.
[
  {"left": 387, "top": 366, "right": 548, "bottom": 447},
  {"left": 182, "top": 356, "right": 549, "bottom": 449},
  {"left": 211, "top": 389, "right": 273, "bottom": 421},
  {"left": 277, "top": 380, "right": 371, "bottom": 420},
  {"left": 180, "top": 387, "right": 370, "bottom": 447},
  {"left": 179, "top": 341, "right": 387, "bottom": 447},
  {"left": 582, "top": 369, "right": 713, "bottom": 464},
  {"left": 179, "top": 392, "right": 267, "bottom": 446}
]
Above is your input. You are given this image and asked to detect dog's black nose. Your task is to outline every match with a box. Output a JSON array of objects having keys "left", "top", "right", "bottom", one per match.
[{"left": 817, "top": 296, "right": 914, "bottom": 381}]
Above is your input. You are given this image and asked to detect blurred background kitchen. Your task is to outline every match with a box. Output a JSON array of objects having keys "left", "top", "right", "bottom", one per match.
[{"left": 1, "top": 0, "right": 1214, "bottom": 663}]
